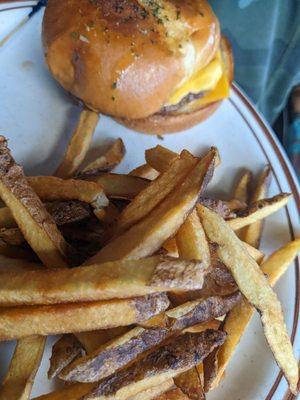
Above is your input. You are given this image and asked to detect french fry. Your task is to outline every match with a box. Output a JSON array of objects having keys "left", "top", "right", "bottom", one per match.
[
  {"left": 85, "top": 173, "right": 149, "bottom": 200},
  {"left": 48, "top": 335, "right": 84, "bottom": 379},
  {"left": 59, "top": 326, "right": 170, "bottom": 382},
  {"left": 199, "top": 198, "right": 237, "bottom": 219},
  {"left": 76, "top": 327, "right": 130, "bottom": 354},
  {"left": 79, "top": 331, "right": 226, "bottom": 399},
  {"left": 114, "top": 151, "right": 197, "bottom": 235},
  {"left": 145, "top": 145, "right": 178, "bottom": 172},
  {"left": 0, "top": 257, "right": 206, "bottom": 306},
  {"left": 0, "top": 137, "right": 70, "bottom": 268},
  {"left": 224, "top": 193, "right": 291, "bottom": 231},
  {"left": 174, "top": 367, "right": 205, "bottom": 400},
  {"left": 80, "top": 138, "right": 125, "bottom": 175},
  {"left": 129, "top": 164, "right": 160, "bottom": 180},
  {"left": 0, "top": 293, "right": 169, "bottom": 340},
  {"left": 130, "top": 380, "right": 175, "bottom": 400},
  {"left": 233, "top": 171, "right": 252, "bottom": 203},
  {"left": 0, "top": 335, "right": 46, "bottom": 400},
  {"left": 162, "top": 237, "right": 179, "bottom": 257},
  {"left": 242, "top": 166, "right": 271, "bottom": 247},
  {"left": 198, "top": 205, "right": 299, "bottom": 394},
  {"left": 209, "top": 238, "right": 300, "bottom": 389},
  {"left": 86, "top": 149, "right": 216, "bottom": 263},
  {"left": 203, "top": 345, "right": 219, "bottom": 392},
  {"left": 55, "top": 109, "right": 99, "bottom": 178},
  {"left": 28, "top": 176, "right": 108, "bottom": 210},
  {"left": 153, "top": 388, "right": 189, "bottom": 399}
]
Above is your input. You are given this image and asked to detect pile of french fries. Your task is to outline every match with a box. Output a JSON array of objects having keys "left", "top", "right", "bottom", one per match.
[{"left": 0, "top": 109, "right": 299, "bottom": 400}]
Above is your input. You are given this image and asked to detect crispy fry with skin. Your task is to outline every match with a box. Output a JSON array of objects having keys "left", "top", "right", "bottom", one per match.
[
  {"left": 48, "top": 335, "right": 84, "bottom": 379},
  {"left": 0, "top": 293, "right": 169, "bottom": 340},
  {"left": 86, "top": 149, "right": 216, "bottom": 264},
  {"left": 0, "top": 137, "right": 70, "bottom": 268},
  {"left": 209, "top": 238, "right": 300, "bottom": 390},
  {"left": 129, "top": 164, "right": 160, "bottom": 180},
  {"left": 0, "top": 335, "right": 46, "bottom": 400},
  {"left": 0, "top": 257, "right": 206, "bottom": 306},
  {"left": 242, "top": 166, "right": 271, "bottom": 247},
  {"left": 85, "top": 173, "right": 149, "bottom": 200},
  {"left": 76, "top": 327, "right": 130, "bottom": 354},
  {"left": 198, "top": 205, "right": 299, "bottom": 394},
  {"left": 80, "top": 138, "right": 125, "bottom": 175},
  {"left": 28, "top": 176, "right": 108, "bottom": 209},
  {"left": 81, "top": 330, "right": 226, "bottom": 400},
  {"left": 114, "top": 152, "right": 197, "bottom": 236},
  {"left": 55, "top": 109, "right": 99, "bottom": 178},
  {"left": 224, "top": 193, "right": 291, "bottom": 231},
  {"left": 145, "top": 146, "right": 178, "bottom": 172},
  {"left": 174, "top": 368, "right": 205, "bottom": 399},
  {"left": 233, "top": 171, "right": 252, "bottom": 203}
]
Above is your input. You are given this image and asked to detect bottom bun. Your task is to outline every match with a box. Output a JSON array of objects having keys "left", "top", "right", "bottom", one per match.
[{"left": 115, "top": 101, "right": 221, "bottom": 135}]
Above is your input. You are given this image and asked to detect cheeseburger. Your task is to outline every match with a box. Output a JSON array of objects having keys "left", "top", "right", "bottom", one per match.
[{"left": 43, "top": 0, "right": 233, "bottom": 134}]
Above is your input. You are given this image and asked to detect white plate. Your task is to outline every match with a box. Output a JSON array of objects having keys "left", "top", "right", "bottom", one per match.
[{"left": 0, "top": 5, "right": 299, "bottom": 400}]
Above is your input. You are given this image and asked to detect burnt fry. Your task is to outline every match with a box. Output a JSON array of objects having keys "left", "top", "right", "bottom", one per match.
[{"left": 55, "top": 109, "right": 99, "bottom": 178}]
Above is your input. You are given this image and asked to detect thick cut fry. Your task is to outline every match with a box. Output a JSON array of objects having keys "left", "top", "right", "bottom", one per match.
[
  {"left": 80, "top": 138, "right": 125, "bottom": 175},
  {"left": 0, "top": 293, "right": 169, "bottom": 340},
  {"left": 0, "top": 335, "right": 45, "bottom": 400},
  {"left": 174, "top": 368, "right": 205, "bottom": 399},
  {"left": 224, "top": 193, "right": 291, "bottom": 231},
  {"left": 28, "top": 176, "right": 108, "bottom": 209},
  {"left": 130, "top": 380, "right": 175, "bottom": 400},
  {"left": 129, "top": 164, "right": 160, "bottom": 180},
  {"left": 0, "top": 137, "right": 70, "bottom": 268},
  {"left": 114, "top": 152, "right": 197, "bottom": 235},
  {"left": 48, "top": 335, "right": 83, "bottom": 379},
  {"left": 86, "top": 149, "right": 216, "bottom": 264},
  {"left": 55, "top": 110, "right": 99, "bottom": 178},
  {"left": 210, "top": 238, "right": 300, "bottom": 389},
  {"left": 176, "top": 211, "right": 210, "bottom": 269},
  {"left": 198, "top": 205, "right": 299, "bottom": 394},
  {"left": 233, "top": 171, "right": 252, "bottom": 203},
  {"left": 0, "top": 257, "right": 206, "bottom": 306},
  {"left": 153, "top": 388, "right": 189, "bottom": 399},
  {"left": 242, "top": 166, "right": 271, "bottom": 247},
  {"left": 59, "top": 326, "right": 169, "bottom": 382},
  {"left": 145, "top": 146, "right": 178, "bottom": 172},
  {"left": 76, "top": 327, "right": 129, "bottom": 354},
  {"left": 85, "top": 173, "right": 149, "bottom": 200},
  {"left": 81, "top": 331, "right": 226, "bottom": 400}
]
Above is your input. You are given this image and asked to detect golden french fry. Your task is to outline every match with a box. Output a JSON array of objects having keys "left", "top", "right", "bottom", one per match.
[
  {"left": 80, "top": 138, "right": 125, "bottom": 175},
  {"left": 28, "top": 176, "right": 108, "bottom": 209},
  {"left": 55, "top": 109, "right": 99, "bottom": 178},
  {"left": 0, "top": 293, "right": 169, "bottom": 341},
  {"left": 85, "top": 173, "right": 149, "bottom": 200},
  {"left": 233, "top": 171, "right": 253, "bottom": 203},
  {"left": 0, "top": 335, "right": 45, "bottom": 400},
  {"left": 129, "top": 164, "right": 160, "bottom": 180},
  {"left": 242, "top": 166, "right": 271, "bottom": 248},
  {"left": 86, "top": 149, "right": 216, "bottom": 264},
  {"left": 174, "top": 367, "right": 205, "bottom": 400},
  {"left": 198, "top": 205, "right": 299, "bottom": 394},
  {"left": 114, "top": 151, "right": 197, "bottom": 235},
  {"left": 48, "top": 335, "right": 83, "bottom": 379},
  {"left": 225, "top": 194, "right": 291, "bottom": 231},
  {"left": 145, "top": 145, "right": 178, "bottom": 172},
  {"left": 162, "top": 237, "right": 179, "bottom": 257},
  {"left": 0, "top": 257, "right": 206, "bottom": 306}
]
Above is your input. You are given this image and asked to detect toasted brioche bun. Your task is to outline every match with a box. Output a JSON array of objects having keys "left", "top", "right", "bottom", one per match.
[
  {"left": 117, "top": 38, "right": 234, "bottom": 134},
  {"left": 43, "top": 0, "right": 220, "bottom": 119}
]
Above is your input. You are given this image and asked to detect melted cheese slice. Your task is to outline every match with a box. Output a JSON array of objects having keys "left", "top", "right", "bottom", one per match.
[{"left": 166, "top": 51, "right": 229, "bottom": 108}]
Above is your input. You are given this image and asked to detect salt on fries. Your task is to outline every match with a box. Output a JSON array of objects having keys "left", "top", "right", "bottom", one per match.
[{"left": 0, "top": 136, "right": 297, "bottom": 400}]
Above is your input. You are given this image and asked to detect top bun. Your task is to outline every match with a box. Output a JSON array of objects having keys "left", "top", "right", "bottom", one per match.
[{"left": 43, "top": 0, "right": 220, "bottom": 119}]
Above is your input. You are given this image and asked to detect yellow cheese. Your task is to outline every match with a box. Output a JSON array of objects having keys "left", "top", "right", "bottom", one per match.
[{"left": 166, "top": 51, "right": 224, "bottom": 106}]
